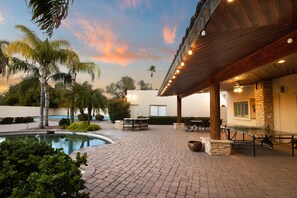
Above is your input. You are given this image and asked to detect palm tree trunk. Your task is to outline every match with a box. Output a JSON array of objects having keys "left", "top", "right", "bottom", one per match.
[
  {"left": 87, "top": 106, "right": 92, "bottom": 124},
  {"left": 44, "top": 81, "right": 49, "bottom": 126},
  {"left": 70, "top": 107, "right": 75, "bottom": 123},
  {"left": 39, "top": 66, "right": 45, "bottom": 129}
]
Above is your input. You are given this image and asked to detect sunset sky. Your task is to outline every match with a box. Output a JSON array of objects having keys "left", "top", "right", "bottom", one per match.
[{"left": 0, "top": 0, "right": 197, "bottom": 93}]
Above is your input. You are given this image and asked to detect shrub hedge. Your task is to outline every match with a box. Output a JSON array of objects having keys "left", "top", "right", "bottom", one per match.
[
  {"left": 59, "top": 118, "right": 71, "bottom": 129},
  {"left": 77, "top": 114, "right": 90, "bottom": 121},
  {"left": 0, "top": 139, "right": 88, "bottom": 197},
  {"left": 67, "top": 122, "right": 101, "bottom": 132},
  {"left": 95, "top": 114, "right": 104, "bottom": 121},
  {"left": 1, "top": 116, "right": 34, "bottom": 124},
  {"left": 107, "top": 98, "right": 130, "bottom": 123},
  {"left": 137, "top": 116, "right": 210, "bottom": 125}
]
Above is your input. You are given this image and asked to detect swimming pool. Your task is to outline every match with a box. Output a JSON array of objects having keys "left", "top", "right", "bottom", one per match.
[
  {"left": 48, "top": 115, "right": 110, "bottom": 121},
  {"left": 0, "top": 132, "right": 113, "bottom": 155}
]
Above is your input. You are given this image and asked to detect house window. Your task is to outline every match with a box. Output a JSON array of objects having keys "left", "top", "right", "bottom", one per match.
[
  {"left": 234, "top": 101, "right": 249, "bottom": 118},
  {"left": 150, "top": 105, "right": 167, "bottom": 116}
]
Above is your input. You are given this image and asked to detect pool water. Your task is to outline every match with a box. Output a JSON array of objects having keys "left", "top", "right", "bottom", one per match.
[
  {"left": 0, "top": 133, "right": 109, "bottom": 155},
  {"left": 48, "top": 115, "right": 110, "bottom": 121}
]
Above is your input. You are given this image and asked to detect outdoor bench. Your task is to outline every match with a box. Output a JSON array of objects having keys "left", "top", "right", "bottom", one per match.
[{"left": 123, "top": 118, "right": 149, "bottom": 131}]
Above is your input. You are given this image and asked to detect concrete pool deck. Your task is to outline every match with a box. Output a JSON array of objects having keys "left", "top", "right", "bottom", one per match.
[{"left": 1, "top": 120, "right": 297, "bottom": 197}]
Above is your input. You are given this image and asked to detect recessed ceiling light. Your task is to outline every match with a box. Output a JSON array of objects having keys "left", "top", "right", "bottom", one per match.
[
  {"left": 227, "top": 0, "right": 234, "bottom": 2},
  {"left": 277, "top": 59, "right": 286, "bottom": 64},
  {"left": 287, "top": 38, "right": 294, "bottom": 44}
]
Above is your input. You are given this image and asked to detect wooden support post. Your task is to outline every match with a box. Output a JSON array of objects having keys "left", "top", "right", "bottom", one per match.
[
  {"left": 210, "top": 83, "right": 220, "bottom": 140},
  {"left": 177, "top": 95, "right": 182, "bottom": 123}
]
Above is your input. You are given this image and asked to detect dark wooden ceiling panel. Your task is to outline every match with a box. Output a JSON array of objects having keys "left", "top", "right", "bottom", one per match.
[{"left": 161, "top": 0, "right": 297, "bottom": 97}]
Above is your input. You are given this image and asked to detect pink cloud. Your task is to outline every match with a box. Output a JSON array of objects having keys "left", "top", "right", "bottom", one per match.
[
  {"left": 65, "top": 17, "right": 161, "bottom": 65},
  {"left": 163, "top": 25, "right": 177, "bottom": 44}
]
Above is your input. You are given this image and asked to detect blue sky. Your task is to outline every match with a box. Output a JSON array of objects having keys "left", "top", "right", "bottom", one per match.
[{"left": 0, "top": 0, "right": 198, "bottom": 92}]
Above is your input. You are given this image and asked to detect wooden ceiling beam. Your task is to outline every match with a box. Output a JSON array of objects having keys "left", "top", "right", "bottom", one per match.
[{"left": 179, "top": 29, "right": 297, "bottom": 98}]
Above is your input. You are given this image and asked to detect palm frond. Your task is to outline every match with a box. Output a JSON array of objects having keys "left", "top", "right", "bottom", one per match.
[
  {"left": 26, "top": 0, "right": 73, "bottom": 37},
  {"left": 15, "top": 25, "right": 41, "bottom": 48},
  {"left": 6, "top": 58, "right": 38, "bottom": 79},
  {"left": 6, "top": 41, "right": 36, "bottom": 60},
  {"left": 48, "top": 72, "right": 71, "bottom": 84}
]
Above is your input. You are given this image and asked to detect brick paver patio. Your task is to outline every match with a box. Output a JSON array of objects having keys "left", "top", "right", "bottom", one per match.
[{"left": 74, "top": 122, "right": 297, "bottom": 198}]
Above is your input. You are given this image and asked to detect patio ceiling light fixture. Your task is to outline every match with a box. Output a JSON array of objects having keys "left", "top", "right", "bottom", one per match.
[
  {"left": 188, "top": 48, "right": 193, "bottom": 55},
  {"left": 201, "top": 29, "right": 206, "bottom": 36},
  {"left": 277, "top": 59, "right": 286, "bottom": 64},
  {"left": 233, "top": 81, "right": 243, "bottom": 93},
  {"left": 181, "top": 61, "right": 185, "bottom": 67}
]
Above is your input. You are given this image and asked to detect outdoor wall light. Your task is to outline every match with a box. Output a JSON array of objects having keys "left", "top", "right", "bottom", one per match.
[{"left": 233, "top": 81, "right": 243, "bottom": 93}]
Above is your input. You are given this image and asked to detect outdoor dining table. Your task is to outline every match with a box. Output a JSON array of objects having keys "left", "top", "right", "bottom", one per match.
[
  {"left": 189, "top": 120, "right": 203, "bottom": 131},
  {"left": 225, "top": 125, "right": 297, "bottom": 157}
]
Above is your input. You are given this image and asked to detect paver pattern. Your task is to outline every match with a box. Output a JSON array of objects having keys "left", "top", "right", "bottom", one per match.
[{"left": 75, "top": 122, "right": 297, "bottom": 198}]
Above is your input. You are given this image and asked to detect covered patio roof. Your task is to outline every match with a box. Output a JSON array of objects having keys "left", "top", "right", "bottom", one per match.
[{"left": 158, "top": 0, "right": 297, "bottom": 97}]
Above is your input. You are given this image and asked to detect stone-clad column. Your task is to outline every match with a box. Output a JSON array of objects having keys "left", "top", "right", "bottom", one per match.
[{"left": 255, "top": 81, "right": 274, "bottom": 128}]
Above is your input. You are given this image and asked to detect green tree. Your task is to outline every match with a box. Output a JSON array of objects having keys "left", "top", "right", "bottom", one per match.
[
  {"left": 26, "top": 0, "right": 73, "bottom": 37},
  {"left": 138, "top": 80, "right": 152, "bottom": 90},
  {"left": 6, "top": 25, "right": 69, "bottom": 128},
  {"left": 106, "top": 76, "right": 135, "bottom": 98},
  {"left": 107, "top": 98, "right": 130, "bottom": 123},
  {"left": 148, "top": 65, "right": 156, "bottom": 78},
  {"left": 0, "top": 77, "right": 40, "bottom": 106}
]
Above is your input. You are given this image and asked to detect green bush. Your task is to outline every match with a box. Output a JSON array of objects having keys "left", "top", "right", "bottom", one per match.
[
  {"left": 78, "top": 114, "right": 90, "bottom": 121},
  {"left": 0, "top": 139, "right": 88, "bottom": 197},
  {"left": 14, "top": 117, "right": 34, "bottom": 124},
  {"left": 95, "top": 114, "right": 104, "bottom": 121},
  {"left": 138, "top": 116, "right": 210, "bottom": 125},
  {"left": 1, "top": 117, "right": 14, "bottom": 124},
  {"left": 24, "top": 116, "right": 34, "bottom": 123},
  {"left": 107, "top": 98, "right": 130, "bottom": 123},
  {"left": 87, "top": 124, "right": 101, "bottom": 131},
  {"left": 59, "top": 118, "right": 71, "bottom": 129},
  {"left": 15, "top": 117, "right": 25, "bottom": 123},
  {"left": 67, "top": 122, "right": 101, "bottom": 132}
]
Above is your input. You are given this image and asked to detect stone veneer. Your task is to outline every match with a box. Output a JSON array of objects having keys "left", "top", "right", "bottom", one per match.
[
  {"left": 114, "top": 120, "right": 123, "bottom": 129},
  {"left": 254, "top": 81, "right": 274, "bottom": 128},
  {"left": 200, "top": 137, "right": 233, "bottom": 156},
  {"left": 173, "top": 123, "right": 185, "bottom": 130}
]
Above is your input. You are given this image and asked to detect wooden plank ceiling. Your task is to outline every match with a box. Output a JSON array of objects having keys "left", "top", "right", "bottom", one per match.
[{"left": 159, "top": 0, "right": 297, "bottom": 97}]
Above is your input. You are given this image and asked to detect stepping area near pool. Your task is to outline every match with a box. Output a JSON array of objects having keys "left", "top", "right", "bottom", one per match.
[{"left": 1, "top": 121, "right": 297, "bottom": 197}]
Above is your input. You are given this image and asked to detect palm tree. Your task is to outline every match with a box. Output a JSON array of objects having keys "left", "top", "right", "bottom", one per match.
[
  {"left": 65, "top": 82, "right": 107, "bottom": 124},
  {"left": 148, "top": 65, "right": 156, "bottom": 78},
  {"left": 6, "top": 25, "right": 69, "bottom": 128},
  {"left": 26, "top": 0, "right": 73, "bottom": 37},
  {"left": 64, "top": 50, "right": 100, "bottom": 122},
  {"left": 0, "top": 40, "right": 9, "bottom": 76}
]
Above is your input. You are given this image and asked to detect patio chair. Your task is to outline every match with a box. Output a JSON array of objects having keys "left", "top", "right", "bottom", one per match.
[
  {"left": 201, "top": 120, "right": 210, "bottom": 131},
  {"left": 184, "top": 120, "right": 195, "bottom": 132}
]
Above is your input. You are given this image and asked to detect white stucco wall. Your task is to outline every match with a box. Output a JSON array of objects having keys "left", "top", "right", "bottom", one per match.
[
  {"left": 273, "top": 74, "right": 297, "bottom": 132},
  {"left": 126, "top": 90, "right": 227, "bottom": 121},
  {"left": 0, "top": 106, "right": 68, "bottom": 118},
  {"left": 226, "top": 85, "right": 257, "bottom": 126}
]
